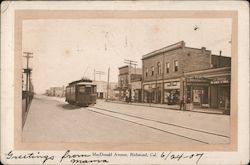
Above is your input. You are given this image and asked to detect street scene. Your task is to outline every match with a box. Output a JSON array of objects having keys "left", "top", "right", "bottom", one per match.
[
  {"left": 21, "top": 18, "right": 232, "bottom": 144},
  {"left": 23, "top": 94, "right": 229, "bottom": 144}
]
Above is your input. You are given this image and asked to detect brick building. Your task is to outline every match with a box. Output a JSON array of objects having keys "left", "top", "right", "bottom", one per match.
[
  {"left": 141, "top": 41, "right": 231, "bottom": 110},
  {"left": 118, "top": 65, "right": 142, "bottom": 102}
]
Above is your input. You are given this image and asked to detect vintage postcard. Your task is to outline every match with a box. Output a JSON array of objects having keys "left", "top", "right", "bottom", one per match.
[{"left": 1, "top": 1, "right": 249, "bottom": 165}]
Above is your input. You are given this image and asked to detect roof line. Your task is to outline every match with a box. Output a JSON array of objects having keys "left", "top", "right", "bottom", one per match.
[{"left": 142, "top": 41, "right": 185, "bottom": 60}]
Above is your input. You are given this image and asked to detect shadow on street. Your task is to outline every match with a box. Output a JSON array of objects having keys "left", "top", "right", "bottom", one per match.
[{"left": 57, "top": 103, "right": 82, "bottom": 110}]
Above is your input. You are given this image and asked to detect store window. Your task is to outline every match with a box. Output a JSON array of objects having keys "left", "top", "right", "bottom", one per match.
[
  {"left": 166, "top": 62, "right": 170, "bottom": 73},
  {"left": 174, "top": 60, "right": 178, "bottom": 72}
]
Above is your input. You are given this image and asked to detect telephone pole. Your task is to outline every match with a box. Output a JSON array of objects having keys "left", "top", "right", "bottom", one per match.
[
  {"left": 106, "top": 67, "right": 110, "bottom": 101},
  {"left": 23, "top": 52, "right": 33, "bottom": 92},
  {"left": 23, "top": 52, "right": 33, "bottom": 112}
]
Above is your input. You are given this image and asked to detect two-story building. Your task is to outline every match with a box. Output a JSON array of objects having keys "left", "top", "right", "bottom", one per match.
[
  {"left": 118, "top": 65, "right": 142, "bottom": 102},
  {"left": 141, "top": 41, "right": 231, "bottom": 110}
]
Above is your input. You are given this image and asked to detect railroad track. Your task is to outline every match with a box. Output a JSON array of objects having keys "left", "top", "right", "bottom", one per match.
[{"left": 86, "top": 106, "right": 230, "bottom": 144}]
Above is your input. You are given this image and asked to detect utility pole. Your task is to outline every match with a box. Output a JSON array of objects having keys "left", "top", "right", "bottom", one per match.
[
  {"left": 124, "top": 59, "right": 137, "bottom": 102},
  {"left": 124, "top": 59, "right": 138, "bottom": 78},
  {"left": 23, "top": 52, "right": 33, "bottom": 92},
  {"left": 23, "top": 52, "right": 33, "bottom": 112},
  {"left": 106, "top": 67, "right": 110, "bottom": 101}
]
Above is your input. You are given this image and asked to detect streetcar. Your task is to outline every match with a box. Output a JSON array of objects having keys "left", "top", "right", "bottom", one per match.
[{"left": 65, "top": 78, "right": 97, "bottom": 106}]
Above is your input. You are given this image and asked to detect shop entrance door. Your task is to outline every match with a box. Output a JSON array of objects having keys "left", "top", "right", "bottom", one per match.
[
  {"left": 218, "top": 86, "right": 230, "bottom": 110},
  {"left": 192, "top": 89, "right": 202, "bottom": 106},
  {"left": 192, "top": 87, "right": 208, "bottom": 106}
]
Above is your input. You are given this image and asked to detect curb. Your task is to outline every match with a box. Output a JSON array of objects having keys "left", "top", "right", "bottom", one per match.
[{"left": 105, "top": 100, "right": 226, "bottom": 115}]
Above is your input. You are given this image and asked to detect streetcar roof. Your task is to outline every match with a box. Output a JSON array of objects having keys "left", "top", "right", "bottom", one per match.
[
  {"left": 77, "top": 82, "right": 96, "bottom": 85},
  {"left": 66, "top": 82, "right": 96, "bottom": 87},
  {"left": 68, "top": 78, "right": 93, "bottom": 85}
]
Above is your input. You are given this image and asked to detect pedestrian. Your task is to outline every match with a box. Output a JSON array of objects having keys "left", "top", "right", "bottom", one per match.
[
  {"left": 180, "top": 99, "right": 184, "bottom": 110},
  {"left": 126, "top": 96, "right": 129, "bottom": 104},
  {"left": 129, "top": 95, "right": 132, "bottom": 104}
]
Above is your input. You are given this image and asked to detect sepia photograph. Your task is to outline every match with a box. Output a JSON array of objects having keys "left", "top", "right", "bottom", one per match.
[
  {"left": 1, "top": 1, "right": 249, "bottom": 165},
  {"left": 22, "top": 18, "right": 232, "bottom": 145}
]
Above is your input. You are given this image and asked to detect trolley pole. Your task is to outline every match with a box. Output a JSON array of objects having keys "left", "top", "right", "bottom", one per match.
[{"left": 106, "top": 67, "right": 110, "bottom": 101}]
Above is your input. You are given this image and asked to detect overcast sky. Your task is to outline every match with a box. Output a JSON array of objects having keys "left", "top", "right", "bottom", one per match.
[{"left": 22, "top": 18, "right": 232, "bottom": 93}]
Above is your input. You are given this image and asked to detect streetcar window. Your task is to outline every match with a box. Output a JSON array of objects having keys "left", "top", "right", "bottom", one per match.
[
  {"left": 91, "top": 85, "right": 96, "bottom": 93},
  {"left": 66, "top": 87, "right": 70, "bottom": 93},
  {"left": 79, "top": 86, "right": 85, "bottom": 93},
  {"left": 85, "top": 87, "right": 91, "bottom": 94}
]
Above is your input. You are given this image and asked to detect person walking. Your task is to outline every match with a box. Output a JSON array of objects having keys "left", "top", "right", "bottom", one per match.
[{"left": 180, "top": 99, "right": 184, "bottom": 110}]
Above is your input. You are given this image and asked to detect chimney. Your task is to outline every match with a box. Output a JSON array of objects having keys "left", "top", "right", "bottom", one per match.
[
  {"left": 219, "top": 50, "right": 222, "bottom": 67},
  {"left": 181, "top": 41, "right": 185, "bottom": 49},
  {"left": 201, "top": 47, "right": 206, "bottom": 53}
]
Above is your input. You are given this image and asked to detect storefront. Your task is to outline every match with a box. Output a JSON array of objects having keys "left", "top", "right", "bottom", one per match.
[
  {"left": 185, "top": 70, "right": 230, "bottom": 110},
  {"left": 164, "top": 81, "right": 180, "bottom": 105},
  {"left": 143, "top": 83, "right": 162, "bottom": 103},
  {"left": 186, "top": 77, "right": 210, "bottom": 107},
  {"left": 143, "top": 84, "right": 151, "bottom": 103},
  {"left": 118, "top": 88, "right": 127, "bottom": 101},
  {"left": 210, "top": 78, "right": 230, "bottom": 110},
  {"left": 131, "top": 81, "right": 142, "bottom": 102}
]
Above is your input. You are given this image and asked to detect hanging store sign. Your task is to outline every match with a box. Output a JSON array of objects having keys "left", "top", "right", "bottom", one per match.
[
  {"left": 164, "top": 81, "right": 180, "bottom": 89},
  {"left": 211, "top": 79, "right": 230, "bottom": 84},
  {"left": 186, "top": 82, "right": 210, "bottom": 86},
  {"left": 186, "top": 78, "right": 210, "bottom": 83}
]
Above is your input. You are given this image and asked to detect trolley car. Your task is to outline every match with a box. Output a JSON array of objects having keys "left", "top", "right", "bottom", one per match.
[{"left": 65, "top": 79, "right": 97, "bottom": 106}]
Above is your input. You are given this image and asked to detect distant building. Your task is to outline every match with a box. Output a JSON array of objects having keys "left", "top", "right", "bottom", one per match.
[
  {"left": 141, "top": 41, "right": 231, "bottom": 110},
  {"left": 46, "top": 86, "right": 65, "bottom": 97},
  {"left": 118, "top": 65, "right": 142, "bottom": 102},
  {"left": 93, "top": 81, "right": 118, "bottom": 100}
]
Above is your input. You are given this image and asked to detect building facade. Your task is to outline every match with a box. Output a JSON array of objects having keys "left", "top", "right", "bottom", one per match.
[
  {"left": 46, "top": 86, "right": 65, "bottom": 97},
  {"left": 141, "top": 41, "right": 231, "bottom": 110},
  {"left": 93, "top": 81, "right": 118, "bottom": 100},
  {"left": 118, "top": 65, "right": 142, "bottom": 102},
  {"left": 184, "top": 67, "right": 230, "bottom": 110}
]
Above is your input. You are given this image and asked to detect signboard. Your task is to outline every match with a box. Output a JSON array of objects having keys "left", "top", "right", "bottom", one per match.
[
  {"left": 131, "top": 81, "right": 141, "bottom": 89},
  {"left": 186, "top": 78, "right": 209, "bottom": 83},
  {"left": 164, "top": 81, "right": 180, "bottom": 89},
  {"left": 211, "top": 79, "right": 230, "bottom": 84}
]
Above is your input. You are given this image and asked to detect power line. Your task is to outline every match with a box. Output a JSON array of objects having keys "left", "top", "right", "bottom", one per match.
[{"left": 94, "top": 69, "right": 105, "bottom": 81}]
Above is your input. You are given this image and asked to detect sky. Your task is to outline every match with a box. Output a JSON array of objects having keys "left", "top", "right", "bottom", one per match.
[{"left": 22, "top": 18, "right": 232, "bottom": 93}]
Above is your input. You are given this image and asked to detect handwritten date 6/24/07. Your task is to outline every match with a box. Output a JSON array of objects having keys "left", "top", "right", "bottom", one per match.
[{"left": 160, "top": 152, "right": 204, "bottom": 164}]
